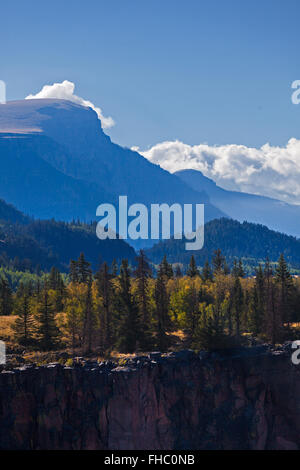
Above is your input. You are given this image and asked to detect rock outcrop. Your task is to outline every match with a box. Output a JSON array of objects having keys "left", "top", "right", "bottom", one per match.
[{"left": 0, "top": 346, "right": 299, "bottom": 450}]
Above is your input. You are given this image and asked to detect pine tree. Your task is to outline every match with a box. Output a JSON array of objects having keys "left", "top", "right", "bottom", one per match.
[
  {"left": 69, "top": 260, "right": 79, "bottom": 283},
  {"left": 264, "top": 258, "right": 277, "bottom": 343},
  {"left": 231, "top": 275, "right": 243, "bottom": 338},
  {"left": 49, "top": 267, "right": 65, "bottom": 312},
  {"left": 78, "top": 253, "right": 92, "bottom": 284},
  {"left": 212, "top": 249, "right": 225, "bottom": 275},
  {"left": 134, "top": 251, "right": 153, "bottom": 350},
  {"left": 116, "top": 260, "right": 141, "bottom": 353},
  {"left": 111, "top": 259, "right": 118, "bottom": 277},
  {"left": 248, "top": 265, "right": 265, "bottom": 335},
  {"left": 35, "top": 284, "right": 60, "bottom": 350},
  {"left": 65, "top": 286, "right": 84, "bottom": 354},
  {"left": 187, "top": 255, "right": 199, "bottom": 278},
  {"left": 96, "top": 262, "right": 113, "bottom": 352},
  {"left": 160, "top": 255, "right": 173, "bottom": 279},
  {"left": 201, "top": 261, "right": 213, "bottom": 282},
  {"left": 135, "top": 251, "right": 152, "bottom": 323},
  {"left": 12, "top": 287, "right": 35, "bottom": 346},
  {"left": 82, "top": 276, "right": 94, "bottom": 353},
  {"left": 174, "top": 264, "right": 182, "bottom": 278},
  {"left": 275, "top": 254, "right": 294, "bottom": 329},
  {"left": 154, "top": 266, "right": 170, "bottom": 351},
  {"left": 238, "top": 259, "right": 245, "bottom": 278}
]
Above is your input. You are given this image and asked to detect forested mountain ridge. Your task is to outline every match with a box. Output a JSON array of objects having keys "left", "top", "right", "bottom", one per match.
[
  {"left": 175, "top": 169, "right": 300, "bottom": 238},
  {"left": 0, "top": 199, "right": 136, "bottom": 272},
  {"left": 146, "top": 218, "right": 300, "bottom": 270}
]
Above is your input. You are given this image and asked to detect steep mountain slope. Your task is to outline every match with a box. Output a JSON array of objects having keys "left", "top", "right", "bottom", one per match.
[
  {"left": 0, "top": 132, "right": 115, "bottom": 221},
  {"left": 0, "top": 100, "right": 224, "bottom": 224},
  {"left": 0, "top": 199, "right": 136, "bottom": 272},
  {"left": 0, "top": 198, "right": 30, "bottom": 224},
  {"left": 145, "top": 218, "right": 300, "bottom": 269},
  {"left": 175, "top": 169, "right": 300, "bottom": 238}
]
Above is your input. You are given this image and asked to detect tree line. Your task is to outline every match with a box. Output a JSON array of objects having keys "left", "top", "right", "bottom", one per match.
[{"left": 5, "top": 250, "right": 300, "bottom": 353}]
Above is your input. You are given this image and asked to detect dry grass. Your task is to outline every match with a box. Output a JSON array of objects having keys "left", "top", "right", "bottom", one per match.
[{"left": 0, "top": 315, "right": 17, "bottom": 341}]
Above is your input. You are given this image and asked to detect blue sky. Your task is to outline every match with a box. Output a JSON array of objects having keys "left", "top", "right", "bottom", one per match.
[{"left": 1, "top": 0, "right": 300, "bottom": 149}]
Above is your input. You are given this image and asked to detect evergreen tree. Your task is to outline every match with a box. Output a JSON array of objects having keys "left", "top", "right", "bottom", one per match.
[
  {"left": 187, "top": 255, "right": 199, "bottom": 278},
  {"left": 134, "top": 251, "right": 153, "bottom": 350},
  {"left": 274, "top": 254, "right": 294, "bottom": 328},
  {"left": 65, "top": 285, "right": 84, "bottom": 354},
  {"left": 116, "top": 260, "right": 141, "bottom": 353},
  {"left": 231, "top": 275, "right": 243, "bottom": 337},
  {"left": 82, "top": 276, "right": 94, "bottom": 353},
  {"left": 69, "top": 260, "right": 79, "bottom": 283},
  {"left": 160, "top": 255, "right": 173, "bottom": 279},
  {"left": 12, "top": 287, "right": 34, "bottom": 346},
  {"left": 238, "top": 259, "right": 245, "bottom": 278},
  {"left": 48, "top": 267, "right": 65, "bottom": 312},
  {"left": 135, "top": 251, "right": 152, "bottom": 323},
  {"left": 264, "top": 258, "right": 277, "bottom": 343},
  {"left": 154, "top": 266, "right": 170, "bottom": 351},
  {"left": 111, "top": 259, "right": 118, "bottom": 277},
  {"left": 212, "top": 249, "right": 225, "bottom": 275},
  {"left": 78, "top": 253, "right": 92, "bottom": 284},
  {"left": 174, "top": 264, "right": 183, "bottom": 278},
  {"left": 201, "top": 260, "right": 213, "bottom": 282},
  {"left": 35, "top": 284, "right": 60, "bottom": 350},
  {"left": 96, "top": 262, "right": 113, "bottom": 352},
  {"left": 248, "top": 265, "right": 265, "bottom": 335}
]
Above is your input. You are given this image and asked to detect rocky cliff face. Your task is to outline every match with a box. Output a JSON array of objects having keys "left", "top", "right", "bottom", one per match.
[{"left": 0, "top": 347, "right": 299, "bottom": 450}]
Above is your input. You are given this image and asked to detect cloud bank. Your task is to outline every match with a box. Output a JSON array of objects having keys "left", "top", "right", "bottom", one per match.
[
  {"left": 141, "top": 139, "right": 300, "bottom": 205},
  {"left": 26, "top": 80, "right": 115, "bottom": 129}
]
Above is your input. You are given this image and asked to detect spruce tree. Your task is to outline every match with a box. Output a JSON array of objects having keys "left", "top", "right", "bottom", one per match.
[
  {"left": 231, "top": 275, "right": 243, "bottom": 338},
  {"left": 187, "top": 255, "right": 199, "bottom": 278},
  {"left": 201, "top": 261, "right": 213, "bottom": 282},
  {"left": 96, "top": 262, "right": 113, "bottom": 352},
  {"left": 160, "top": 255, "right": 173, "bottom": 279},
  {"left": 69, "top": 260, "right": 79, "bottom": 283},
  {"left": 116, "top": 260, "right": 141, "bottom": 353},
  {"left": 36, "top": 284, "right": 60, "bottom": 350},
  {"left": 78, "top": 253, "right": 92, "bottom": 284},
  {"left": 82, "top": 276, "right": 94, "bottom": 353},
  {"left": 212, "top": 249, "right": 225, "bottom": 275},
  {"left": 154, "top": 266, "right": 170, "bottom": 351},
  {"left": 249, "top": 265, "right": 265, "bottom": 335},
  {"left": 275, "top": 254, "right": 294, "bottom": 329},
  {"left": 135, "top": 250, "right": 152, "bottom": 323},
  {"left": 264, "top": 258, "right": 277, "bottom": 343},
  {"left": 134, "top": 251, "right": 153, "bottom": 350},
  {"left": 12, "top": 287, "right": 35, "bottom": 346},
  {"left": 111, "top": 259, "right": 118, "bottom": 277}
]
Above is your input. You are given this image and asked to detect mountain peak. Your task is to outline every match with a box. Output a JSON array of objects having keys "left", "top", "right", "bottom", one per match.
[{"left": 0, "top": 98, "right": 104, "bottom": 136}]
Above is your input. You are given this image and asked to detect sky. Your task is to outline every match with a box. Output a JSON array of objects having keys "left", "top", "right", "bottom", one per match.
[{"left": 1, "top": 0, "right": 300, "bottom": 202}]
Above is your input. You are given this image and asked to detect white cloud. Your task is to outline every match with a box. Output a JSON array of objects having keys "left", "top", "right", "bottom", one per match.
[
  {"left": 140, "top": 138, "right": 300, "bottom": 205},
  {"left": 25, "top": 80, "right": 115, "bottom": 129}
]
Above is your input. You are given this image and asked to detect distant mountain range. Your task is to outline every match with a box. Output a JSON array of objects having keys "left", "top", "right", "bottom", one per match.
[
  {"left": 1, "top": 97, "right": 300, "bottom": 265},
  {"left": 145, "top": 218, "right": 300, "bottom": 271},
  {"left": 175, "top": 169, "right": 300, "bottom": 238},
  {"left": 0, "top": 198, "right": 136, "bottom": 272}
]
